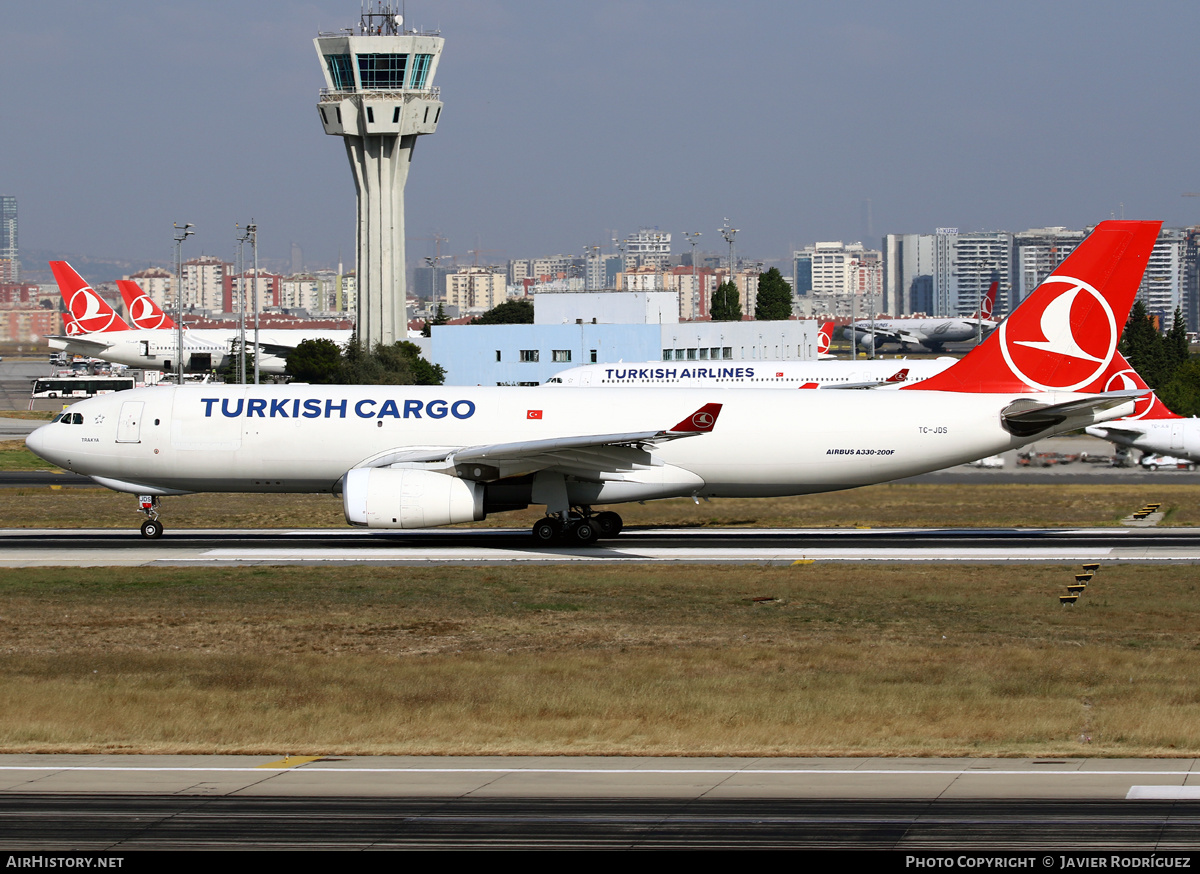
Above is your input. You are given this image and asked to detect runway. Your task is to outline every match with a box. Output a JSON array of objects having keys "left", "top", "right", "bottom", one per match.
[
  {"left": 3, "top": 525, "right": 1200, "bottom": 566},
  {"left": 7, "top": 753, "right": 1200, "bottom": 849},
  {"left": 4, "top": 756, "right": 1200, "bottom": 849}
]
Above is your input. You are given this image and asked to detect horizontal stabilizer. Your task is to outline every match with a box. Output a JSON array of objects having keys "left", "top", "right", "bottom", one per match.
[{"left": 1001, "top": 390, "right": 1145, "bottom": 437}]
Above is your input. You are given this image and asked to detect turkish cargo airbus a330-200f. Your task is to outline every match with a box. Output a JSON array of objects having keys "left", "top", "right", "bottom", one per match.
[{"left": 26, "top": 221, "right": 1160, "bottom": 542}]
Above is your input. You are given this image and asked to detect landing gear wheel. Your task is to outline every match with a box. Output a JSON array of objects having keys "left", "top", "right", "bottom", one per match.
[
  {"left": 594, "top": 511, "right": 623, "bottom": 538},
  {"left": 532, "top": 518, "right": 560, "bottom": 544},
  {"left": 140, "top": 519, "right": 164, "bottom": 539},
  {"left": 572, "top": 520, "right": 599, "bottom": 544}
]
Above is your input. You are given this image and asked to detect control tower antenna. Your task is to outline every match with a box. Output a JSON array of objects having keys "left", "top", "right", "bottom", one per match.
[{"left": 315, "top": 2, "right": 443, "bottom": 345}]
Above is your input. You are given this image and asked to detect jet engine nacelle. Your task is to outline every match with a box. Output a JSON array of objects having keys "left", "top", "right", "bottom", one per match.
[{"left": 343, "top": 467, "right": 485, "bottom": 529}]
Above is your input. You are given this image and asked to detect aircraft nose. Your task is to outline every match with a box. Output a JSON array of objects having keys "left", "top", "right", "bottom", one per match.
[{"left": 25, "top": 425, "right": 48, "bottom": 460}]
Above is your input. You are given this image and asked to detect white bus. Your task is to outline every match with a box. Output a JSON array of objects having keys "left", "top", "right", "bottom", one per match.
[{"left": 31, "top": 376, "right": 136, "bottom": 399}]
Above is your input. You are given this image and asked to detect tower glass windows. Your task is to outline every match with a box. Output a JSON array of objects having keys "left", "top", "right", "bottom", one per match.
[
  {"left": 409, "top": 54, "right": 433, "bottom": 89},
  {"left": 357, "top": 53, "right": 409, "bottom": 90},
  {"left": 325, "top": 54, "right": 354, "bottom": 90}
]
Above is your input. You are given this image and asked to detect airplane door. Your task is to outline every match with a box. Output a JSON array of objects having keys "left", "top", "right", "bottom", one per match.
[
  {"left": 140, "top": 340, "right": 150, "bottom": 358},
  {"left": 1172, "top": 421, "right": 1184, "bottom": 451},
  {"left": 116, "top": 401, "right": 144, "bottom": 444}
]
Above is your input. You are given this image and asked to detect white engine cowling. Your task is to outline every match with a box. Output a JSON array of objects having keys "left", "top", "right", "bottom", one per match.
[{"left": 343, "top": 468, "right": 485, "bottom": 529}]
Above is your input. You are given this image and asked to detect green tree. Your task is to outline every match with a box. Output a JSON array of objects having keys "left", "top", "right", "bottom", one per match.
[
  {"left": 285, "top": 338, "right": 344, "bottom": 384},
  {"left": 1166, "top": 307, "right": 1190, "bottom": 371},
  {"left": 1120, "top": 300, "right": 1167, "bottom": 388},
  {"left": 472, "top": 298, "right": 534, "bottom": 325},
  {"left": 710, "top": 281, "right": 742, "bottom": 322},
  {"left": 754, "top": 267, "right": 793, "bottom": 320},
  {"left": 223, "top": 338, "right": 256, "bottom": 383},
  {"left": 1158, "top": 356, "right": 1200, "bottom": 418}
]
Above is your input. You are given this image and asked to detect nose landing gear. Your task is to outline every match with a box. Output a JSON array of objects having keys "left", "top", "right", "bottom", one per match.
[{"left": 137, "top": 495, "right": 164, "bottom": 539}]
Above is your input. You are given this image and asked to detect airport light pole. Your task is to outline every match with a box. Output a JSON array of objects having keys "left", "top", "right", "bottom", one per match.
[
  {"left": 720, "top": 221, "right": 738, "bottom": 317},
  {"left": 684, "top": 232, "right": 701, "bottom": 316},
  {"left": 235, "top": 225, "right": 252, "bottom": 384},
  {"left": 173, "top": 223, "right": 194, "bottom": 384},
  {"left": 247, "top": 221, "right": 259, "bottom": 385}
]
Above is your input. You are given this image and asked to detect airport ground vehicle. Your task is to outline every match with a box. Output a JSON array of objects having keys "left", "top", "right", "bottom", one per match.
[{"left": 30, "top": 376, "right": 135, "bottom": 399}]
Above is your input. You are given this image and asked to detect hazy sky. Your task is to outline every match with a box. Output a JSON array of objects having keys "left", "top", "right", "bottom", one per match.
[{"left": 4, "top": 0, "right": 1198, "bottom": 273}]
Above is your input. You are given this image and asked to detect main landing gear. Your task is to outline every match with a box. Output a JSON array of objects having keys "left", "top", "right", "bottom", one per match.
[
  {"left": 531, "top": 508, "right": 623, "bottom": 545},
  {"left": 137, "top": 495, "right": 164, "bottom": 539}
]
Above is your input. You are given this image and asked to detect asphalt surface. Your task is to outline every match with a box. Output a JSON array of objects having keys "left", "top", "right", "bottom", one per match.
[
  {"left": 3, "top": 525, "right": 1199, "bottom": 566},
  {"left": 4, "top": 756, "right": 1200, "bottom": 850}
]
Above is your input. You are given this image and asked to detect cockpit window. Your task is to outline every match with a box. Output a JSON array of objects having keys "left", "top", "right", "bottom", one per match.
[
  {"left": 70, "top": 413, "right": 83, "bottom": 424},
  {"left": 51, "top": 413, "right": 65, "bottom": 424}
]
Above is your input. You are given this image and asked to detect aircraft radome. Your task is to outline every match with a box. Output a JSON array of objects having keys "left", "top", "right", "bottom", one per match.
[{"left": 26, "top": 221, "right": 1160, "bottom": 542}]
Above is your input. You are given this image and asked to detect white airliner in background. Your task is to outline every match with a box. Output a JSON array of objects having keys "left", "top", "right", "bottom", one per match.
[
  {"left": 46, "top": 262, "right": 353, "bottom": 375},
  {"left": 1085, "top": 353, "right": 1200, "bottom": 462},
  {"left": 543, "top": 357, "right": 956, "bottom": 389},
  {"left": 26, "top": 221, "right": 1160, "bottom": 543},
  {"left": 846, "top": 281, "right": 999, "bottom": 352}
]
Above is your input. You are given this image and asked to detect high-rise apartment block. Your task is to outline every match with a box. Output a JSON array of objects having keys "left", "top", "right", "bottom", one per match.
[{"left": 0, "top": 196, "right": 17, "bottom": 284}]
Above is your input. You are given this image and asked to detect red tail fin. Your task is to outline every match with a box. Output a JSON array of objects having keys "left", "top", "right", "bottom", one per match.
[
  {"left": 50, "top": 261, "right": 130, "bottom": 333},
  {"left": 980, "top": 279, "right": 997, "bottom": 321},
  {"left": 1100, "top": 351, "right": 1181, "bottom": 420},
  {"left": 817, "top": 321, "right": 834, "bottom": 355},
  {"left": 117, "top": 280, "right": 176, "bottom": 330},
  {"left": 906, "top": 221, "right": 1161, "bottom": 393}
]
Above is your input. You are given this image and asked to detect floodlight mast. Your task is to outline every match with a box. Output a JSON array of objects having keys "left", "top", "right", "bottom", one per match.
[
  {"left": 172, "top": 223, "right": 193, "bottom": 384},
  {"left": 315, "top": 2, "right": 444, "bottom": 347}
]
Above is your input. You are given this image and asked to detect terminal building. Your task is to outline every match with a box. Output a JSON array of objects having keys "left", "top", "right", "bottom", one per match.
[{"left": 428, "top": 290, "right": 819, "bottom": 385}]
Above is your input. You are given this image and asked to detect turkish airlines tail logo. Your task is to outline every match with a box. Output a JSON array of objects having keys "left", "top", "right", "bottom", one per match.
[
  {"left": 1102, "top": 353, "right": 1180, "bottom": 420},
  {"left": 50, "top": 261, "right": 129, "bottom": 334},
  {"left": 905, "top": 221, "right": 1161, "bottom": 394},
  {"left": 980, "top": 280, "right": 997, "bottom": 321},
  {"left": 817, "top": 321, "right": 834, "bottom": 354},
  {"left": 118, "top": 280, "right": 175, "bottom": 330},
  {"left": 670, "top": 402, "right": 723, "bottom": 433}
]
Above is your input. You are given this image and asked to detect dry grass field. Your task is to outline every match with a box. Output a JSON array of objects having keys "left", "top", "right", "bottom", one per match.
[
  {"left": 1, "top": 563, "right": 1199, "bottom": 757},
  {"left": 1, "top": 482, "right": 1197, "bottom": 529}
]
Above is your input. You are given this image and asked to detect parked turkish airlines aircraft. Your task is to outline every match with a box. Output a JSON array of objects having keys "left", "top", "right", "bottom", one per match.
[
  {"left": 847, "top": 280, "right": 999, "bottom": 352},
  {"left": 53, "top": 261, "right": 131, "bottom": 334},
  {"left": 117, "top": 280, "right": 176, "bottom": 331},
  {"left": 543, "top": 357, "right": 955, "bottom": 389},
  {"left": 46, "top": 262, "right": 353, "bottom": 375},
  {"left": 26, "top": 222, "right": 1160, "bottom": 541},
  {"left": 1084, "top": 353, "right": 1200, "bottom": 462}
]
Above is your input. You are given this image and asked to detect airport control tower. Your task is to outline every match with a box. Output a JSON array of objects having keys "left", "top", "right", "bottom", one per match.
[{"left": 315, "top": 3, "right": 443, "bottom": 346}]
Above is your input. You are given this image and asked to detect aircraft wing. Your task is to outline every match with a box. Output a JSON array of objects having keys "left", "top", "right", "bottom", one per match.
[
  {"left": 1001, "top": 390, "right": 1145, "bottom": 438},
  {"left": 822, "top": 368, "right": 912, "bottom": 390},
  {"left": 45, "top": 334, "right": 112, "bottom": 353},
  {"left": 355, "top": 403, "right": 723, "bottom": 482}
]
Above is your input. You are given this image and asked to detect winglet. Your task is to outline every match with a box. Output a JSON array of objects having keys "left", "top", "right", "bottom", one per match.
[
  {"left": 50, "top": 261, "right": 130, "bottom": 334},
  {"left": 669, "top": 403, "right": 722, "bottom": 433},
  {"left": 904, "top": 221, "right": 1161, "bottom": 394},
  {"left": 884, "top": 368, "right": 910, "bottom": 383},
  {"left": 118, "top": 280, "right": 176, "bottom": 330}
]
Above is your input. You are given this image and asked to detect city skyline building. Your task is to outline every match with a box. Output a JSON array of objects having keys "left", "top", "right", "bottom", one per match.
[
  {"left": 1, "top": 196, "right": 18, "bottom": 284},
  {"left": 314, "top": 2, "right": 444, "bottom": 345}
]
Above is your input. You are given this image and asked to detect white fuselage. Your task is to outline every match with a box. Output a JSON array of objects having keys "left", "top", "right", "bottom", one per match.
[
  {"left": 850, "top": 318, "right": 996, "bottom": 350},
  {"left": 47, "top": 329, "right": 354, "bottom": 375},
  {"left": 28, "top": 385, "right": 1128, "bottom": 514},
  {"left": 1087, "top": 417, "right": 1200, "bottom": 463},
  {"left": 545, "top": 358, "right": 956, "bottom": 388}
]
